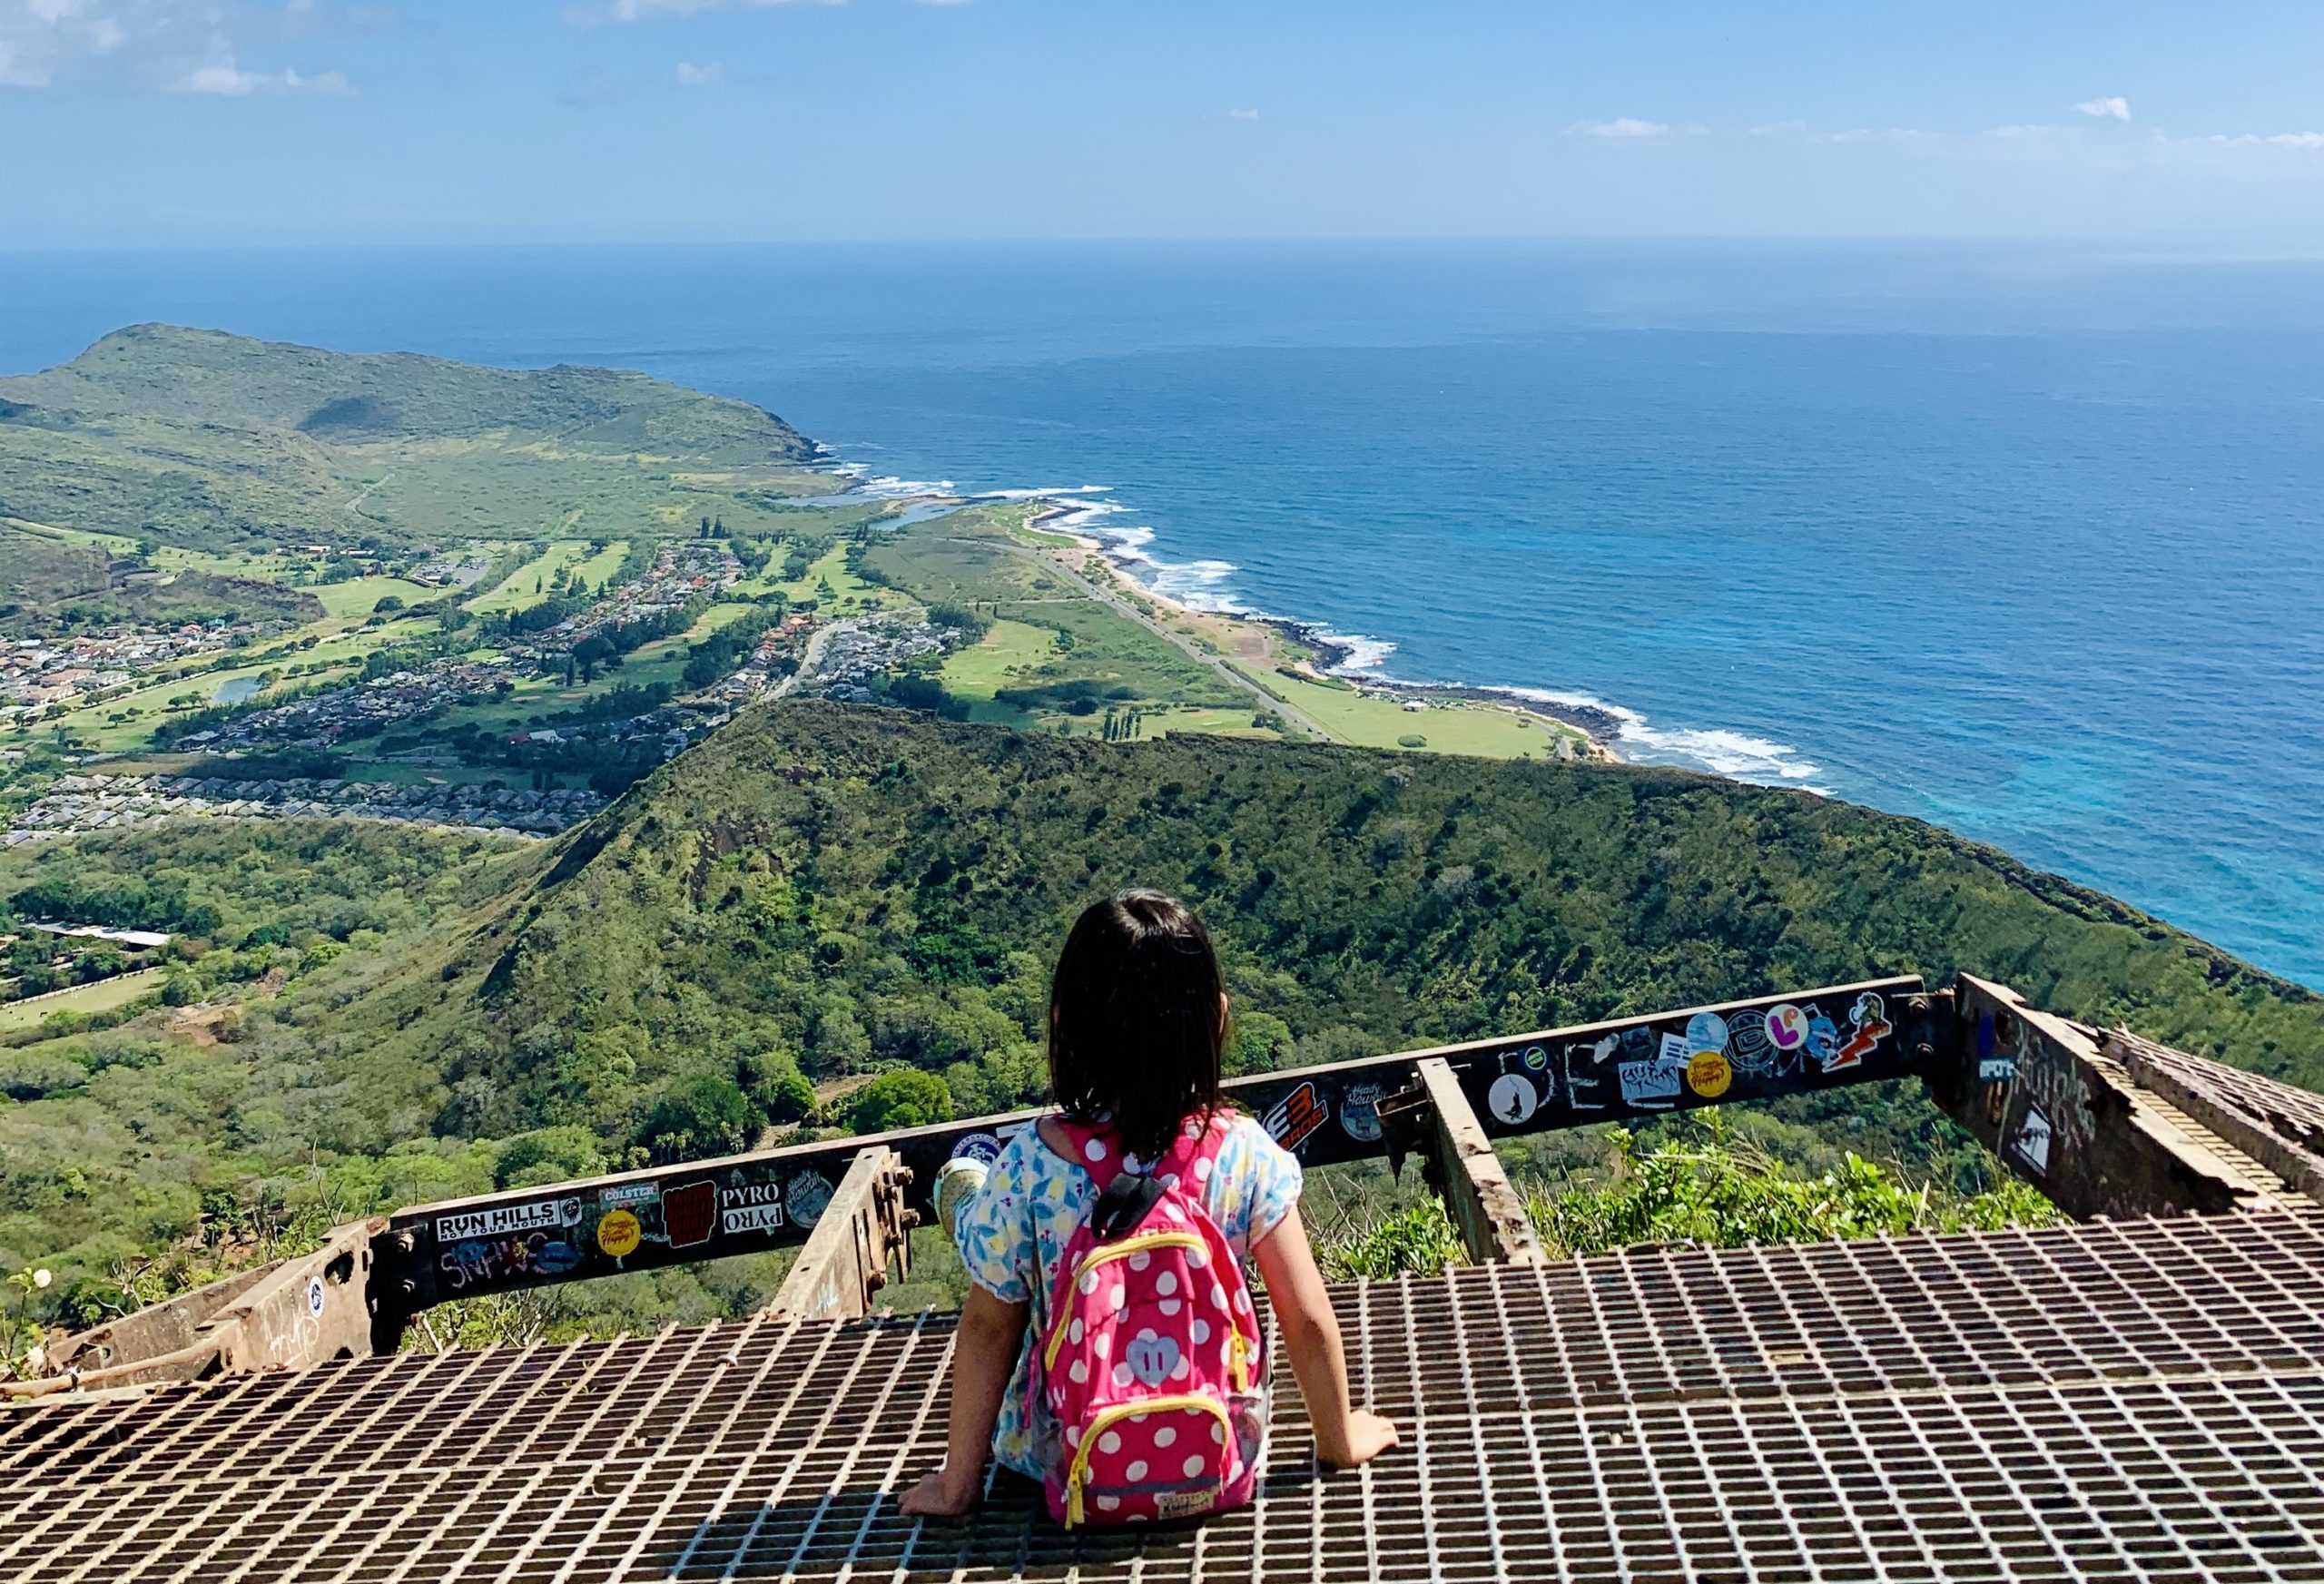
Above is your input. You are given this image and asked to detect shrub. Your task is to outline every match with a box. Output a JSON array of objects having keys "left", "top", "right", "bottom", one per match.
[
  {"left": 494, "top": 1126, "right": 612, "bottom": 1190},
  {"left": 1531, "top": 1127, "right": 2059, "bottom": 1256},
  {"left": 848, "top": 1070, "right": 953, "bottom": 1135},
  {"left": 635, "top": 1077, "right": 756, "bottom": 1165}
]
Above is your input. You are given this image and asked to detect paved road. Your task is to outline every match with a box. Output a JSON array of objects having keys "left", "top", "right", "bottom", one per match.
[
  {"left": 960, "top": 537, "right": 1336, "bottom": 743},
  {"left": 771, "top": 616, "right": 865, "bottom": 699}
]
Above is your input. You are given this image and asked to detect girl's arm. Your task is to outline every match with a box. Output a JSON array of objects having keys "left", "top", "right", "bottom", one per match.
[
  {"left": 1252, "top": 1204, "right": 1398, "bottom": 1470},
  {"left": 901, "top": 1284, "right": 1030, "bottom": 1517}
]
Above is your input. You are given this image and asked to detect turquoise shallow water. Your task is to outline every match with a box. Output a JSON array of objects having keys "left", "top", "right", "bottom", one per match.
[{"left": 5, "top": 241, "right": 2319, "bottom": 986}]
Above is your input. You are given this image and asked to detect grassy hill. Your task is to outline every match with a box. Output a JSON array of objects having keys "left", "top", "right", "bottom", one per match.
[
  {"left": 6, "top": 699, "right": 2319, "bottom": 1324},
  {"left": 0, "top": 325, "right": 819, "bottom": 556},
  {"left": 1, "top": 521, "right": 324, "bottom": 630}
]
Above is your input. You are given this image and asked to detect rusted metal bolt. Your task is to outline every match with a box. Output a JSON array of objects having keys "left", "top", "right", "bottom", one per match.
[
  {"left": 865, "top": 1272, "right": 888, "bottom": 1293},
  {"left": 397, "top": 1279, "right": 418, "bottom": 1297}
]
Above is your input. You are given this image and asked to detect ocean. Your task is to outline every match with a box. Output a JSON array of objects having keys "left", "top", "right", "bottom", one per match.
[{"left": 4, "top": 241, "right": 2320, "bottom": 987}]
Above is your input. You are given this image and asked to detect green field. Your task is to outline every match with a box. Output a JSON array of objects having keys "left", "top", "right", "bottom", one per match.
[
  {"left": 467, "top": 539, "right": 630, "bottom": 614},
  {"left": 313, "top": 576, "right": 439, "bottom": 619},
  {"left": 939, "top": 620, "right": 1057, "bottom": 699},
  {"left": 1229, "top": 662, "right": 1581, "bottom": 758},
  {"left": 0, "top": 967, "right": 165, "bottom": 1030}
]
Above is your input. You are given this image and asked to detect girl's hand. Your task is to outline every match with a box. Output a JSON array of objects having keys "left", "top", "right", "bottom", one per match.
[
  {"left": 1320, "top": 1410, "right": 1400, "bottom": 1471},
  {"left": 900, "top": 1467, "right": 981, "bottom": 1518}
]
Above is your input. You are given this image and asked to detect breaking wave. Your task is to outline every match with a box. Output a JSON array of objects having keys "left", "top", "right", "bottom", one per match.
[{"left": 815, "top": 456, "right": 1828, "bottom": 793}]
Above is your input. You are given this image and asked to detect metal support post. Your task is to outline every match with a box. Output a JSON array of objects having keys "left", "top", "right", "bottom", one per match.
[
  {"left": 764, "top": 1146, "right": 918, "bottom": 1321},
  {"left": 1381, "top": 1058, "right": 1549, "bottom": 1266}
]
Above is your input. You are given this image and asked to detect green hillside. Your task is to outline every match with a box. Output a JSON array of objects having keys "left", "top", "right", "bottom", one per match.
[
  {"left": 5, "top": 700, "right": 2319, "bottom": 1323},
  {"left": 0, "top": 325, "right": 819, "bottom": 556}
]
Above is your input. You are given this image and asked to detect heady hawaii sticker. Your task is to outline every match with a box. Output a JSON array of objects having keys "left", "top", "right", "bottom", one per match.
[{"left": 1339, "top": 1082, "right": 1387, "bottom": 1144}]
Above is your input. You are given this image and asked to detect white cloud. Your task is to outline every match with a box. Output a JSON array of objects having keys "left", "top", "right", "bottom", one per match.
[
  {"left": 674, "top": 59, "right": 721, "bottom": 84},
  {"left": 1749, "top": 120, "right": 1807, "bottom": 138},
  {"left": 170, "top": 59, "right": 355, "bottom": 95},
  {"left": 1, "top": 2, "right": 359, "bottom": 93},
  {"left": 566, "top": 0, "right": 844, "bottom": 25},
  {"left": 2075, "top": 95, "right": 2132, "bottom": 122},
  {"left": 1227, "top": 106, "right": 1258, "bottom": 122},
  {"left": 2204, "top": 131, "right": 2324, "bottom": 151},
  {"left": 1809, "top": 126, "right": 1938, "bottom": 145},
  {"left": 1568, "top": 117, "right": 1688, "bottom": 143}
]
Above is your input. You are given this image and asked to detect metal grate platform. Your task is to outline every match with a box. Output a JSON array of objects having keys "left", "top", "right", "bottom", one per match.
[
  {"left": 8, "top": 1208, "right": 2324, "bottom": 1581},
  {"left": 2112, "top": 1028, "right": 2324, "bottom": 1142}
]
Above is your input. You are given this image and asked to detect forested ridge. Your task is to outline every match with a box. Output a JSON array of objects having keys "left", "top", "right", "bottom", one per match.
[{"left": 4, "top": 699, "right": 2319, "bottom": 1333}]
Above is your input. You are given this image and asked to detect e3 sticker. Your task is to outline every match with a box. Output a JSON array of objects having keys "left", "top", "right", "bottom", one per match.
[
  {"left": 1686, "top": 1051, "right": 1732, "bottom": 1098},
  {"left": 1263, "top": 1081, "right": 1328, "bottom": 1153},
  {"left": 1339, "top": 1082, "right": 1387, "bottom": 1143},
  {"left": 1766, "top": 1004, "right": 1809, "bottom": 1050},
  {"left": 597, "top": 1208, "right": 643, "bottom": 1258},
  {"left": 1488, "top": 1071, "right": 1540, "bottom": 1126}
]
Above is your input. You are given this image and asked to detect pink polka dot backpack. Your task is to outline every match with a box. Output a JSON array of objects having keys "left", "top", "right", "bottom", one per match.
[{"left": 1036, "top": 1110, "right": 1268, "bottom": 1528}]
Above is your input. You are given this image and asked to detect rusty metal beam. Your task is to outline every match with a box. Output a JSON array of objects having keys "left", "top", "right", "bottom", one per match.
[
  {"left": 2110, "top": 1032, "right": 2324, "bottom": 1209},
  {"left": 369, "top": 976, "right": 1927, "bottom": 1323},
  {"left": 1384, "top": 1058, "right": 1549, "bottom": 1266},
  {"left": 1926, "top": 977, "right": 2280, "bottom": 1219},
  {"left": 16, "top": 1220, "right": 379, "bottom": 1398},
  {"left": 764, "top": 1146, "right": 917, "bottom": 1322}
]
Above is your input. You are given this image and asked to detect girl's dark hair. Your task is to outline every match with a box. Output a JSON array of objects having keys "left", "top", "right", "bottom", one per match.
[{"left": 1049, "top": 890, "right": 1226, "bottom": 1161}]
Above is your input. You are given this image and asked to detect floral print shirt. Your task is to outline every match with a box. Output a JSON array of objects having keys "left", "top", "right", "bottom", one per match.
[{"left": 950, "top": 1108, "right": 1304, "bottom": 1478}]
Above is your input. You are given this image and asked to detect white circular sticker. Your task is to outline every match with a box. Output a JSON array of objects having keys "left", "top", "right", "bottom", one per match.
[
  {"left": 305, "top": 1275, "right": 326, "bottom": 1320},
  {"left": 1488, "top": 1072, "right": 1540, "bottom": 1126}
]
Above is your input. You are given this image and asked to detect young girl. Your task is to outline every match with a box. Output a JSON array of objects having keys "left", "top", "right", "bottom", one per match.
[{"left": 901, "top": 890, "right": 1398, "bottom": 1519}]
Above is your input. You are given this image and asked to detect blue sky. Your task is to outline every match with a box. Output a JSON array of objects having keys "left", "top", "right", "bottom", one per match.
[{"left": 5, "top": 1, "right": 2324, "bottom": 245}]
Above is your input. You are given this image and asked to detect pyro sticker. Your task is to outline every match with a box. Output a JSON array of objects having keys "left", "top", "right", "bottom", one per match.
[
  {"left": 1263, "top": 1082, "right": 1328, "bottom": 1153},
  {"left": 721, "top": 1182, "right": 787, "bottom": 1236}
]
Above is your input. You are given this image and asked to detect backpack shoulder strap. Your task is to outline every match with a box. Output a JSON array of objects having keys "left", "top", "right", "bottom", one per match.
[{"left": 1049, "top": 1112, "right": 1128, "bottom": 1190}]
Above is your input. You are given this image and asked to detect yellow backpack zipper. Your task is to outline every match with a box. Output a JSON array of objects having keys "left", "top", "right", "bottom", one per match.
[{"left": 1062, "top": 1393, "right": 1234, "bottom": 1527}]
